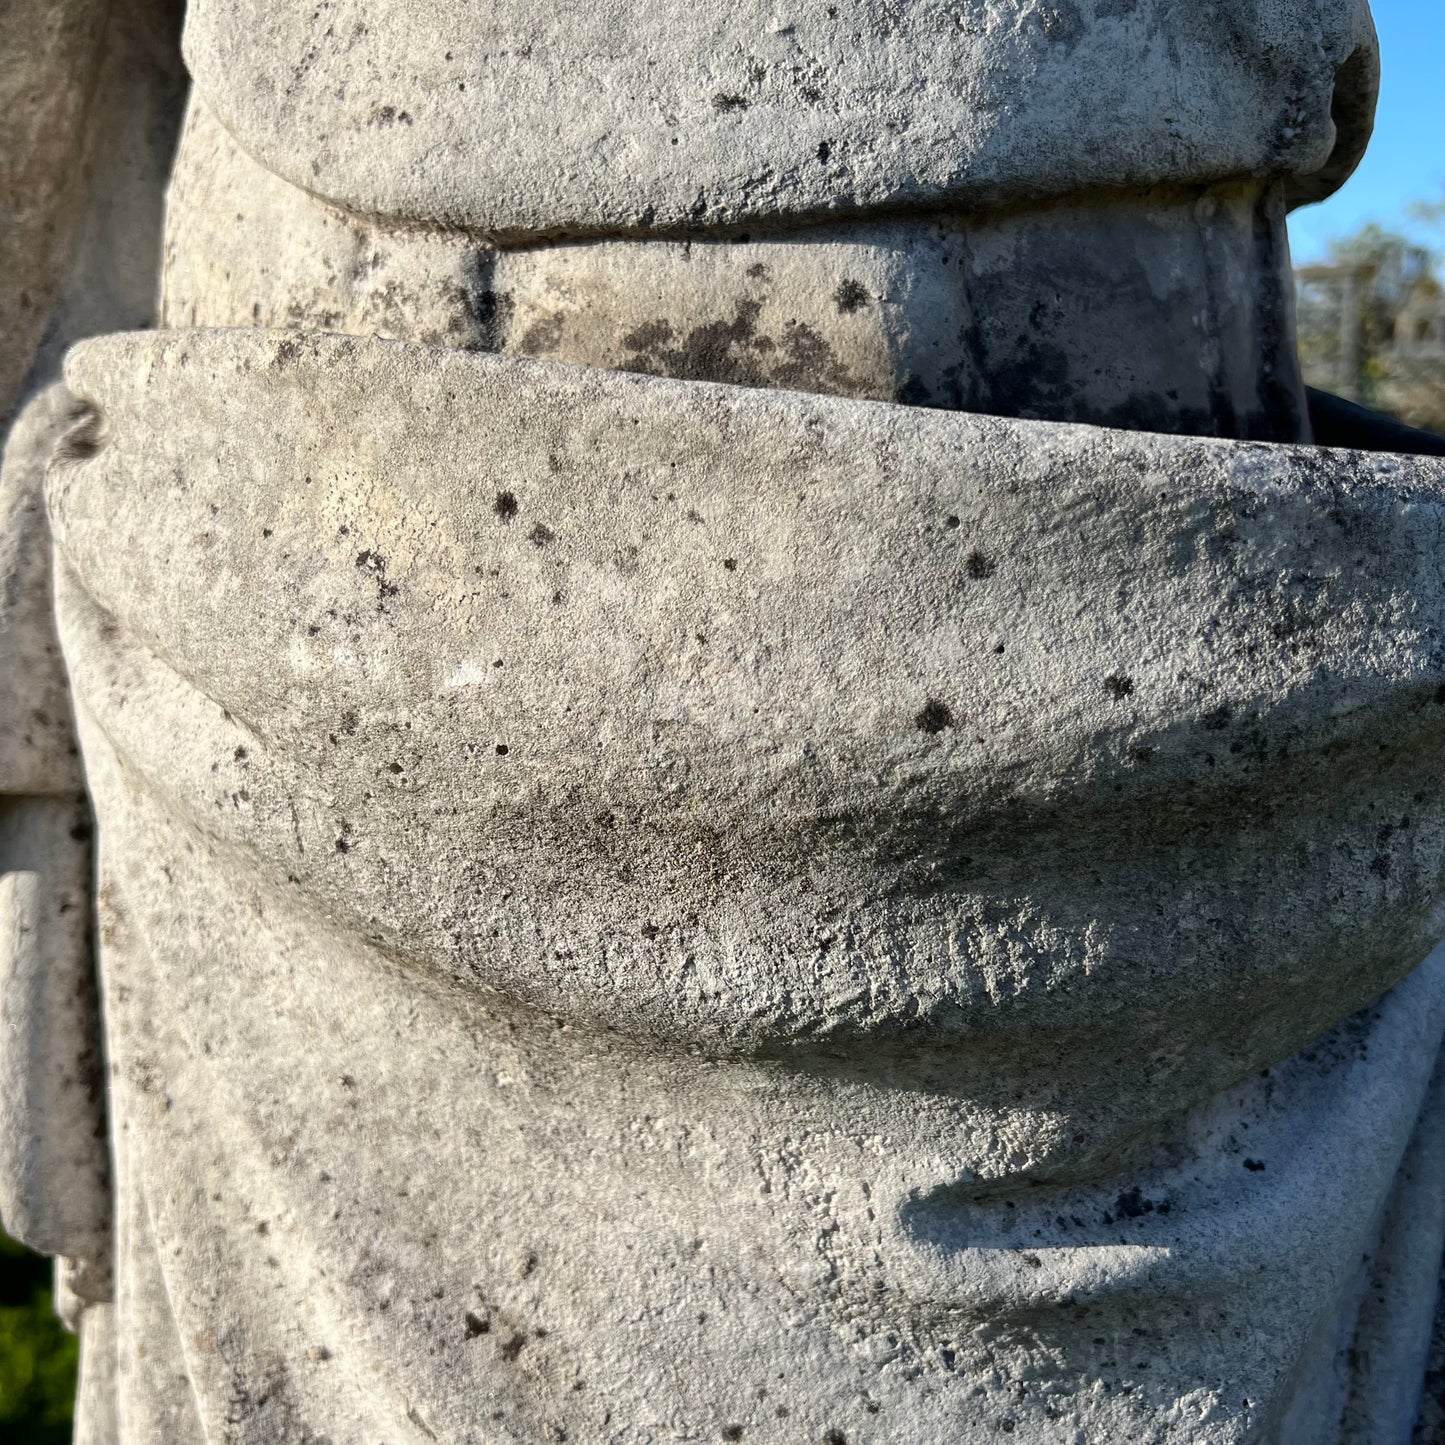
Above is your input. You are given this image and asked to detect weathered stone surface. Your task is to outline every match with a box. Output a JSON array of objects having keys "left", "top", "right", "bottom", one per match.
[
  {"left": 1333, "top": 1059, "right": 1445, "bottom": 1442},
  {"left": 0, "top": 795, "right": 106, "bottom": 1263},
  {"left": 0, "top": 0, "right": 110, "bottom": 425},
  {"left": 53, "top": 329, "right": 1445, "bottom": 1070},
  {"left": 0, "top": 8, "right": 184, "bottom": 1435},
  {"left": 163, "top": 101, "right": 1310, "bottom": 438},
  {"left": 45, "top": 741, "right": 1445, "bottom": 1442},
  {"left": 21, "top": 0, "right": 188, "bottom": 392},
  {"left": 183, "top": 0, "right": 1379, "bottom": 237},
  {"left": 10, "top": 0, "right": 1445, "bottom": 1439},
  {"left": 35, "top": 325, "right": 1445, "bottom": 1437},
  {"left": 0, "top": 386, "right": 85, "bottom": 795}
]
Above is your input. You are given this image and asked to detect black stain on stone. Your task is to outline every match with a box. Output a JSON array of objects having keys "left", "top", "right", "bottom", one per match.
[
  {"left": 528, "top": 523, "right": 554, "bottom": 547},
  {"left": 622, "top": 319, "right": 675, "bottom": 351},
  {"left": 356, "top": 549, "right": 399, "bottom": 602},
  {"left": 517, "top": 313, "right": 565, "bottom": 355},
  {"left": 465, "top": 1311, "right": 491, "bottom": 1337},
  {"left": 834, "top": 279, "right": 869, "bottom": 314},
  {"left": 621, "top": 298, "right": 860, "bottom": 396},
  {"left": 1243, "top": 1158, "right": 1266, "bottom": 1172},
  {"left": 457, "top": 253, "right": 515, "bottom": 351},
  {"left": 896, "top": 374, "right": 934, "bottom": 407},
  {"left": 916, "top": 699, "right": 954, "bottom": 734},
  {"left": 494, "top": 491, "right": 519, "bottom": 522},
  {"left": 1104, "top": 675, "right": 1135, "bottom": 699},
  {"left": 712, "top": 93, "right": 749, "bottom": 112},
  {"left": 965, "top": 551, "right": 996, "bottom": 580},
  {"left": 1114, "top": 1188, "right": 1155, "bottom": 1219}
]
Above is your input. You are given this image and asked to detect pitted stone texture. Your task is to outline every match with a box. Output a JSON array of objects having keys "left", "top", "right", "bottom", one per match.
[
  {"left": 182, "top": 0, "right": 1379, "bottom": 238},
  {"left": 52, "top": 330, "right": 1445, "bottom": 1101},
  {"left": 163, "top": 102, "right": 1309, "bottom": 438},
  {"left": 47, "top": 331, "right": 1445, "bottom": 1439},
  {"left": 47, "top": 701, "right": 1445, "bottom": 1441}
]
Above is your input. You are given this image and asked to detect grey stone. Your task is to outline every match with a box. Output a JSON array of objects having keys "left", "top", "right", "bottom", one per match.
[
  {"left": 0, "top": 386, "right": 85, "bottom": 796},
  {"left": 164, "top": 100, "right": 1310, "bottom": 438},
  {"left": 0, "top": 0, "right": 110, "bottom": 426},
  {"left": 182, "top": 0, "right": 1379, "bottom": 238},
  {"left": 0, "top": 795, "right": 106, "bottom": 1264},
  {"left": 0, "top": 4, "right": 185, "bottom": 1433},
  {"left": 8, "top": 0, "right": 1445, "bottom": 1439},
  {"left": 39, "top": 325, "right": 1445, "bottom": 1437}
]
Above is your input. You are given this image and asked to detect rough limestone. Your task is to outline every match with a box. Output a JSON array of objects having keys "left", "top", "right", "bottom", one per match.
[{"left": 5, "top": 0, "right": 1445, "bottom": 1441}]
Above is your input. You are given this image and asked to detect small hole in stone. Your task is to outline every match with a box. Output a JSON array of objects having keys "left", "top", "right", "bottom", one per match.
[{"left": 496, "top": 744, "right": 510, "bottom": 756}]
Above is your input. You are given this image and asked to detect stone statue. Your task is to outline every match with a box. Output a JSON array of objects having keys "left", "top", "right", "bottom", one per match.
[{"left": 5, "top": 0, "right": 1445, "bottom": 1440}]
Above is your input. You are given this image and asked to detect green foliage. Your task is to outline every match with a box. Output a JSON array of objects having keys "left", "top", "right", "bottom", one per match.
[
  {"left": 0, "top": 1229, "right": 77, "bottom": 1445},
  {"left": 1296, "top": 211, "right": 1445, "bottom": 433}
]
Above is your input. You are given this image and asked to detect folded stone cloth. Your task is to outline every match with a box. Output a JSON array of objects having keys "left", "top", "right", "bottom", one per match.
[
  {"left": 184, "top": 0, "right": 1380, "bottom": 235},
  {"left": 0, "top": 385, "right": 108, "bottom": 1313},
  {"left": 35, "top": 326, "right": 1445, "bottom": 1441}
]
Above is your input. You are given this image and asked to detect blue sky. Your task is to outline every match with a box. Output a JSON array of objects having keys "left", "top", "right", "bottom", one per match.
[{"left": 1288, "top": 0, "right": 1445, "bottom": 261}]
